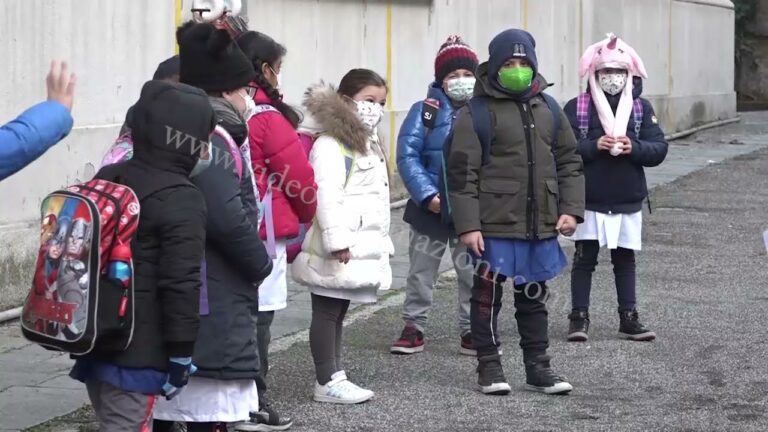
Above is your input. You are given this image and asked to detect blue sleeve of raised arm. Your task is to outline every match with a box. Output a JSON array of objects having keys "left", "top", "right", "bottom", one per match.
[
  {"left": 396, "top": 102, "right": 438, "bottom": 206},
  {"left": 0, "top": 101, "right": 74, "bottom": 181}
]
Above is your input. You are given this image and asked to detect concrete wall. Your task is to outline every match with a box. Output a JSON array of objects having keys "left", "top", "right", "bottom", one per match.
[
  {"left": 0, "top": 0, "right": 735, "bottom": 309},
  {"left": 0, "top": 0, "right": 176, "bottom": 309}
]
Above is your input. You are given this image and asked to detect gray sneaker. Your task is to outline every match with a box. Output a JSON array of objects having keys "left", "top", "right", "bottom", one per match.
[
  {"left": 524, "top": 355, "right": 573, "bottom": 395},
  {"left": 476, "top": 354, "right": 511, "bottom": 395}
]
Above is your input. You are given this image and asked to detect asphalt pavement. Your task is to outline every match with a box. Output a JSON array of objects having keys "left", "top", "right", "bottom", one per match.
[{"left": 257, "top": 118, "right": 768, "bottom": 432}]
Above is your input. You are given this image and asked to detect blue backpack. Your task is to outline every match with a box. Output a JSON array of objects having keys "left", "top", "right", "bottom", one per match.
[{"left": 437, "top": 93, "right": 562, "bottom": 226}]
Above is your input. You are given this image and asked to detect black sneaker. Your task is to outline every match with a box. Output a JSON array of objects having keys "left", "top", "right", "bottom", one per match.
[
  {"left": 524, "top": 355, "right": 573, "bottom": 395},
  {"left": 618, "top": 309, "right": 656, "bottom": 341},
  {"left": 567, "top": 310, "right": 590, "bottom": 342},
  {"left": 476, "top": 354, "right": 511, "bottom": 395},
  {"left": 235, "top": 405, "right": 293, "bottom": 431}
]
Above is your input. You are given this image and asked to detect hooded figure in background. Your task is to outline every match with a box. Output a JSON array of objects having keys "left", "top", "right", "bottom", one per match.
[{"left": 69, "top": 79, "right": 215, "bottom": 431}]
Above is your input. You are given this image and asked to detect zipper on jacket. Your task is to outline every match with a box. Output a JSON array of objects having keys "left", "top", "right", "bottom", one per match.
[{"left": 519, "top": 102, "right": 538, "bottom": 239}]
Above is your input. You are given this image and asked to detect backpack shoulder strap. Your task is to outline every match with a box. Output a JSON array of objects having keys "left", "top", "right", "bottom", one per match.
[
  {"left": 337, "top": 143, "right": 357, "bottom": 188},
  {"left": 421, "top": 98, "right": 440, "bottom": 130},
  {"left": 214, "top": 125, "right": 243, "bottom": 181},
  {"left": 576, "top": 92, "right": 591, "bottom": 140},
  {"left": 468, "top": 97, "right": 492, "bottom": 165},
  {"left": 541, "top": 93, "right": 561, "bottom": 152},
  {"left": 253, "top": 104, "right": 280, "bottom": 116},
  {"left": 632, "top": 98, "right": 644, "bottom": 135}
]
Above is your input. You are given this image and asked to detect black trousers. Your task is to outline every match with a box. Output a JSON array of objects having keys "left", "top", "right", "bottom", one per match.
[
  {"left": 470, "top": 263, "right": 549, "bottom": 362},
  {"left": 570, "top": 240, "right": 637, "bottom": 311}
]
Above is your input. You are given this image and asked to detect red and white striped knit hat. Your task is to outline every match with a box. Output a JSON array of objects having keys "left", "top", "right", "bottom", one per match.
[{"left": 434, "top": 35, "right": 479, "bottom": 84}]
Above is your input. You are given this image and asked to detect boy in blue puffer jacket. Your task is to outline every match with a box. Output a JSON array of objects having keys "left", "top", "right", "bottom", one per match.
[{"left": 391, "top": 35, "right": 479, "bottom": 356}]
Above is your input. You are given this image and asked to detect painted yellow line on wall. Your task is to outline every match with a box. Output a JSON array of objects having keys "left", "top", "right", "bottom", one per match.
[
  {"left": 175, "top": 0, "right": 183, "bottom": 54},
  {"left": 668, "top": 0, "right": 674, "bottom": 94},
  {"left": 522, "top": 0, "right": 529, "bottom": 30},
  {"left": 386, "top": 0, "right": 396, "bottom": 175}
]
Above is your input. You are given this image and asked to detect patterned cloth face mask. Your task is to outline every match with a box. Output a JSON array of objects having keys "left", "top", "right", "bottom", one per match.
[
  {"left": 355, "top": 101, "right": 384, "bottom": 131},
  {"left": 598, "top": 70, "right": 628, "bottom": 96}
]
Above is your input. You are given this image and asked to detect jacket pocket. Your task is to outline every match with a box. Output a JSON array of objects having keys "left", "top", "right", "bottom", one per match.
[
  {"left": 543, "top": 179, "right": 560, "bottom": 228},
  {"left": 479, "top": 179, "right": 522, "bottom": 224},
  {"left": 346, "top": 157, "right": 376, "bottom": 191}
]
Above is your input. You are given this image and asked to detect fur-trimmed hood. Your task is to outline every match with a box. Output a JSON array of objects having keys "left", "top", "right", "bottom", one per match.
[{"left": 302, "top": 82, "right": 370, "bottom": 154}]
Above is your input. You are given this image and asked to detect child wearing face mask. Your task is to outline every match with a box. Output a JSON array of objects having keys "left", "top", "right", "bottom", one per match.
[
  {"left": 563, "top": 35, "right": 668, "bottom": 343},
  {"left": 152, "top": 22, "right": 273, "bottom": 432},
  {"left": 234, "top": 30, "right": 316, "bottom": 431},
  {"left": 446, "top": 29, "right": 585, "bottom": 397},
  {"left": 292, "top": 69, "right": 393, "bottom": 405},
  {"left": 391, "top": 35, "right": 479, "bottom": 356}
]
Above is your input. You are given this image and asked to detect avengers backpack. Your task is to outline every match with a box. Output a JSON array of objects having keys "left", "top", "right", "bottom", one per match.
[{"left": 21, "top": 179, "right": 140, "bottom": 355}]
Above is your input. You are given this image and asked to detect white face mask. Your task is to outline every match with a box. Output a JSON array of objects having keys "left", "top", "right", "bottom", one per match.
[
  {"left": 355, "top": 101, "right": 384, "bottom": 131},
  {"left": 189, "top": 141, "right": 213, "bottom": 178},
  {"left": 268, "top": 65, "right": 282, "bottom": 90},
  {"left": 597, "top": 70, "right": 628, "bottom": 96},
  {"left": 445, "top": 77, "right": 476, "bottom": 102},
  {"left": 240, "top": 90, "right": 258, "bottom": 120}
]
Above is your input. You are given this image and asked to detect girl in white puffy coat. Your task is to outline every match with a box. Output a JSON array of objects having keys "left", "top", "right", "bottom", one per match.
[{"left": 292, "top": 69, "right": 393, "bottom": 404}]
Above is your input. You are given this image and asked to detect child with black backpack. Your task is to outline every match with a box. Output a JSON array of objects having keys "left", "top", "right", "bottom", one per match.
[
  {"left": 61, "top": 80, "right": 213, "bottom": 430},
  {"left": 446, "top": 28, "right": 584, "bottom": 396},
  {"left": 563, "top": 35, "right": 668, "bottom": 343}
]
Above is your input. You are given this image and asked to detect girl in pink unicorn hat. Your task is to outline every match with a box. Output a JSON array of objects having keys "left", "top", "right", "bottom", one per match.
[{"left": 563, "top": 34, "right": 668, "bottom": 343}]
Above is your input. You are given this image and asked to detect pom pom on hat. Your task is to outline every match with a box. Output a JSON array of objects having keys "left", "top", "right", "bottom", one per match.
[{"left": 434, "top": 35, "right": 479, "bottom": 84}]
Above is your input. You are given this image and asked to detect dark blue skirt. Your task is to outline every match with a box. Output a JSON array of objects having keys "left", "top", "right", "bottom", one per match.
[{"left": 476, "top": 237, "right": 567, "bottom": 284}]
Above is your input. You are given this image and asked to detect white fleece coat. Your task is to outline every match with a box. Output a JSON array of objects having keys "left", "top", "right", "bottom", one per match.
[{"left": 291, "top": 83, "right": 393, "bottom": 291}]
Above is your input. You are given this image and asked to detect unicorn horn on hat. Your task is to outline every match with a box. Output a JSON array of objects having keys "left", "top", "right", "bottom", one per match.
[
  {"left": 190, "top": 0, "right": 248, "bottom": 38},
  {"left": 578, "top": 33, "right": 648, "bottom": 140},
  {"left": 579, "top": 32, "right": 648, "bottom": 79}
]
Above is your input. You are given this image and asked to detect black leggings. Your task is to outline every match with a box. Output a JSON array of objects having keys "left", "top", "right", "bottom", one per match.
[
  {"left": 154, "top": 420, "right": 228, "bottom": 432},
  {"left": 309, "top": 294, "right": 351, "bottom": 385},
  {"left": 570, "top": 240, "right": 636, "bottom": 311}
]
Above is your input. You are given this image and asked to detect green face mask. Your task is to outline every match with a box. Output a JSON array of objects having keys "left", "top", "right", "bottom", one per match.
[{"left": 498, "top": 66, "right": 534, "bottom": 92}]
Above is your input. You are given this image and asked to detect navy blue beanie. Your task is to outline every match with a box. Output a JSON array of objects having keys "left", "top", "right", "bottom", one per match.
[
  {"left": 153, "top": 55, "right": 180, "bottom": 80},
  {"left": 488, "top": 29, "right": 538, "bottom": 79}
]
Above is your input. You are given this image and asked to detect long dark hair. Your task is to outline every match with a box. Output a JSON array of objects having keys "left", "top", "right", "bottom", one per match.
[
  {"left": 237, "top": 31, "right": 301, "bottom": 128},
  {"left": 337, "top": 69, "right": 388, "bottom": 99}
]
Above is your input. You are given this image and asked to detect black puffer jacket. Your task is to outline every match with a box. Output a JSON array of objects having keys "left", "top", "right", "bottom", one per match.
[
  {"left": 563, "top": 78, "right": 668, "bottom": 214},
  {"left": 191, "top": 97, "right": 273, "bottom": 380},
  {"left": 92, "top": 80, "right": 213, "bottom": 370}
]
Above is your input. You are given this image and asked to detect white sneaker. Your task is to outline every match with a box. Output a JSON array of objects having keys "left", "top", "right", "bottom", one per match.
[{"left": 313, "top": 371, "right": 374, "bottom": 404}]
